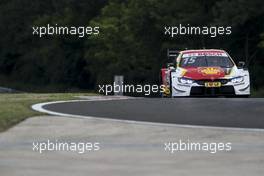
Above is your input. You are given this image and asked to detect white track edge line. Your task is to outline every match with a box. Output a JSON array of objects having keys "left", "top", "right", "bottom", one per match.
[{"left": 31, "top": 98, "right": 264, "bottom": 132}]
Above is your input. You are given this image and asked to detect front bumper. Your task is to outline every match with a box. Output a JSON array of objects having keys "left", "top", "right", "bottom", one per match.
[{"left": 171, "top": 79, "right": 250, "bottom": 97}]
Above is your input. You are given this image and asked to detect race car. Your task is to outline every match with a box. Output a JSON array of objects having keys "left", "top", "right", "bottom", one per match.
[{"left": 160, "top": 49, "right": 250, "bottom": 97}]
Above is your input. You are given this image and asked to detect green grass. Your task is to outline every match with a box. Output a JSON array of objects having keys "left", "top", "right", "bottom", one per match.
[
  {"left": 0, "top": 93, "right": 95, "bottom": 132},
  {"left": 251, "top": 88, "right": 264, "bottom": 97}
]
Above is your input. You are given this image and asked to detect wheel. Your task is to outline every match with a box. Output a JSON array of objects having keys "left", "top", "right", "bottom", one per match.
[{"left": 237, "top": 95, "right": 250, "bottom": 98}]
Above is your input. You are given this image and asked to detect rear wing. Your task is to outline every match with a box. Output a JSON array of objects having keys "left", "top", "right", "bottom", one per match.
[
  {"left": 167, "top": 49, "right": 180, "bottom": 59},
  {"left": 166, "top": 49, "right": 180, "bottom": 68}
]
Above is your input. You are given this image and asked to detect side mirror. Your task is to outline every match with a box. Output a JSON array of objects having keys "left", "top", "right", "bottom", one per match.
[
  {"left": 166, "top": 63, "right": 176, "bottom": 72},
  {"left": 167, "top": 63, "right": 175, "bottom": 68},
  {"left": 237, "top": 61, "right": 245, "bottom": 69}
]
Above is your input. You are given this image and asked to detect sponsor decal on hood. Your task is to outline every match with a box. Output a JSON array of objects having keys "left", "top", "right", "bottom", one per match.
[{"left": 183, "top": 67, "right": 226, "bottom": 80}]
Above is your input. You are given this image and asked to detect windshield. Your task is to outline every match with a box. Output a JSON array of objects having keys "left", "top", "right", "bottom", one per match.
[{"left": 180, "top": 55, "right": 234, "bottom": 68}]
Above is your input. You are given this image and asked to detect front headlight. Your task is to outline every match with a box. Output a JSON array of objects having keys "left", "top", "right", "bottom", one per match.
[
  {"left": 178, "top": 77, "right": 193, "bottom": 84},
  {"left": 231, "top": 76, "right": 244, "bottom": 83}
]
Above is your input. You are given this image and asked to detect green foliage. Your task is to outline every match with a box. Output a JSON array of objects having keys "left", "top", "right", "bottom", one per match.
[
  {"left": 0, "top": 0, "right": 107, "bottom": 91},
  {"left": 0, "top": 0, "right": 264, "bottom": 91}
]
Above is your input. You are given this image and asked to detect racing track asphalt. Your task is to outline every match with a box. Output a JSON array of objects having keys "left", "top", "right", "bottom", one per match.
[{"left": 43, "top": 98, "right": 264, "bottom": 129}]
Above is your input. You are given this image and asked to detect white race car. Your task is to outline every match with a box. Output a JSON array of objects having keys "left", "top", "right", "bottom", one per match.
[{"left": 160, "top": 49, "right": 250, "bottom": 97}]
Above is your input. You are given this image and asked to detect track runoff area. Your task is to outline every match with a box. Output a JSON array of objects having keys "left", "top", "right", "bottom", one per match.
[{"left": 32, "top": 97, "right": 264, "bottom": 131}]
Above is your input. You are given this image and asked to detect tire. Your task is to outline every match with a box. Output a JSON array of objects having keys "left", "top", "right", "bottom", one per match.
[{"left": 237, "top": 95, "right": 250, "bottom": 98}]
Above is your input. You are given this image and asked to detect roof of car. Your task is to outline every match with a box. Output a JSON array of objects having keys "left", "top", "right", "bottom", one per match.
[{"left": 181, "top": 49, "right": 226, "bottom": 54}]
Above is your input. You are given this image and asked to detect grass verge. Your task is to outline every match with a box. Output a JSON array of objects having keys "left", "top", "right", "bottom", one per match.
[
  {"left": 0, "top": 93, "right": 95, "bottom": 132},
  {"left": 251, "top": 88, "right": 264, "bottom": 97}
]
